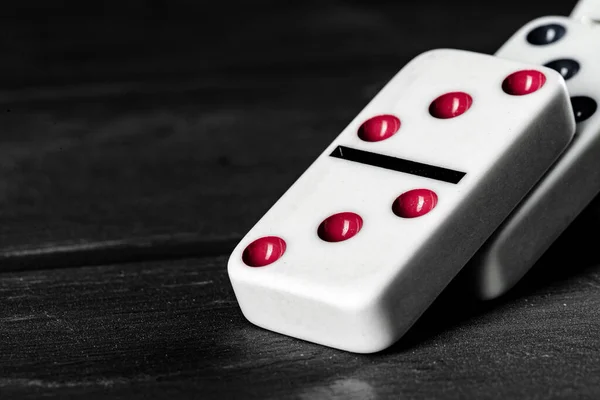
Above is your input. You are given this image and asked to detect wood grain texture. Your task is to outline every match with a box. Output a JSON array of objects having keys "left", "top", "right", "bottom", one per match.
[
  {"left": 0, "top": 0, "right": 579, "bottom": 262},
  {"left": 1, "top": 223, "right": 599, "bottom": 399},
  {"left": 2, "top": 1, "right": 599, "bottom": 398}
]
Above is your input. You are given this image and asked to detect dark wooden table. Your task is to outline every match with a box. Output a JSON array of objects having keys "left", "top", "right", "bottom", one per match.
[{"left": 2, "top": 1, "right": 599, "bottom": 398}]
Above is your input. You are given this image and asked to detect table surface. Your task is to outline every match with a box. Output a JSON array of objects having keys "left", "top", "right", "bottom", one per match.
[{"left": 2, "top": 1, "right": 600, "bottom": 398}]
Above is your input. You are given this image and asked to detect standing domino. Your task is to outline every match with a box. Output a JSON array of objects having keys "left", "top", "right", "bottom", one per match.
[
  {"left": 227, "top": 49, "right": 575, "bottom": 353},
  {"left": 465, "top": 16, "right": 600, "bottom": 300},
  {"left": 571, "top": 0, "right": 600, "bottom": 24}
]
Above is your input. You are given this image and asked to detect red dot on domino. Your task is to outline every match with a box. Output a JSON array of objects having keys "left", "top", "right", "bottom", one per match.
[
  {"left": 318, "top": 212, "right": 363, "bottom": 242},
  {"left": 502, "top": 70, "right": 546, "bottom": 96},
  {"left": 429, "top": 92, "right": 473, "bottom": 119},
  {"left": 242, "top": 236, "right": 287, "bottom": 267},
  {"left": 358, "top": 115, "right": 401, "bottom": 142},
  {"left": 392, "top": 189, "right": 438, "bottom": 218}
]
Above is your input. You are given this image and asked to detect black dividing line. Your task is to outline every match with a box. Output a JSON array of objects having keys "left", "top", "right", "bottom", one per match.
[{"left": 330, "top": 145, "right": 466, "bottom": 184}]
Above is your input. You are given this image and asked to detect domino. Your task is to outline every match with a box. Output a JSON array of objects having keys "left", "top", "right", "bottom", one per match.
[
  {"left": 571, "top": 0, "right": 600, "bottom": 24},
  {"left": 227, "top": 49, "right": 575, "bottom": 353},
  {"left": 464, "top": 16, "right": 600, "bottom": 300}
]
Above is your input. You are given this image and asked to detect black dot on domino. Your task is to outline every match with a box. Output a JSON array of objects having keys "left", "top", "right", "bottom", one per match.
[
  {"left": 570, "top": 96, "right": 597, "bottom": 123},
  {"left": 526, "top": 23, "right": 566, "bottom": 45},
  {"left": 544, "top": 59, "right": 580, "bottom": 80}
]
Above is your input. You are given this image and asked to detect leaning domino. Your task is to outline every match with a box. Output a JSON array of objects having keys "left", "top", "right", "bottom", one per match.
[
  {"left": 571, "top": 0, "right": 600, "bottom": 24},
  {"left": 465, "top": 16, "right": 600, "bottom": 300},
  {"left": 227, "top": 49, "right": 575, "bottom": 353}
]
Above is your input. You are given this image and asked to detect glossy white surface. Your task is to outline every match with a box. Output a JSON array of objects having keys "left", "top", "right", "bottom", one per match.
[
  {"left": 228, "top": 49, "right": 575, "bottom": 353},
  {"left": 571, "top": 0, "right": 600, "bottom": 24},
  {"left": 468, "top": 16, "right": 600, "bottom": 300}
]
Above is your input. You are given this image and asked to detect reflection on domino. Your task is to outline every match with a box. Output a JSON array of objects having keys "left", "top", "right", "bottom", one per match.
[
  {"left": 466, "top": 16, "right": 600, "bottom": 300},
  {"left": 571, "top": 0, "right": 600, "bottom": 24},
  {"left": 227, "top": 49, "right": 575, "bottom": 353}
]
